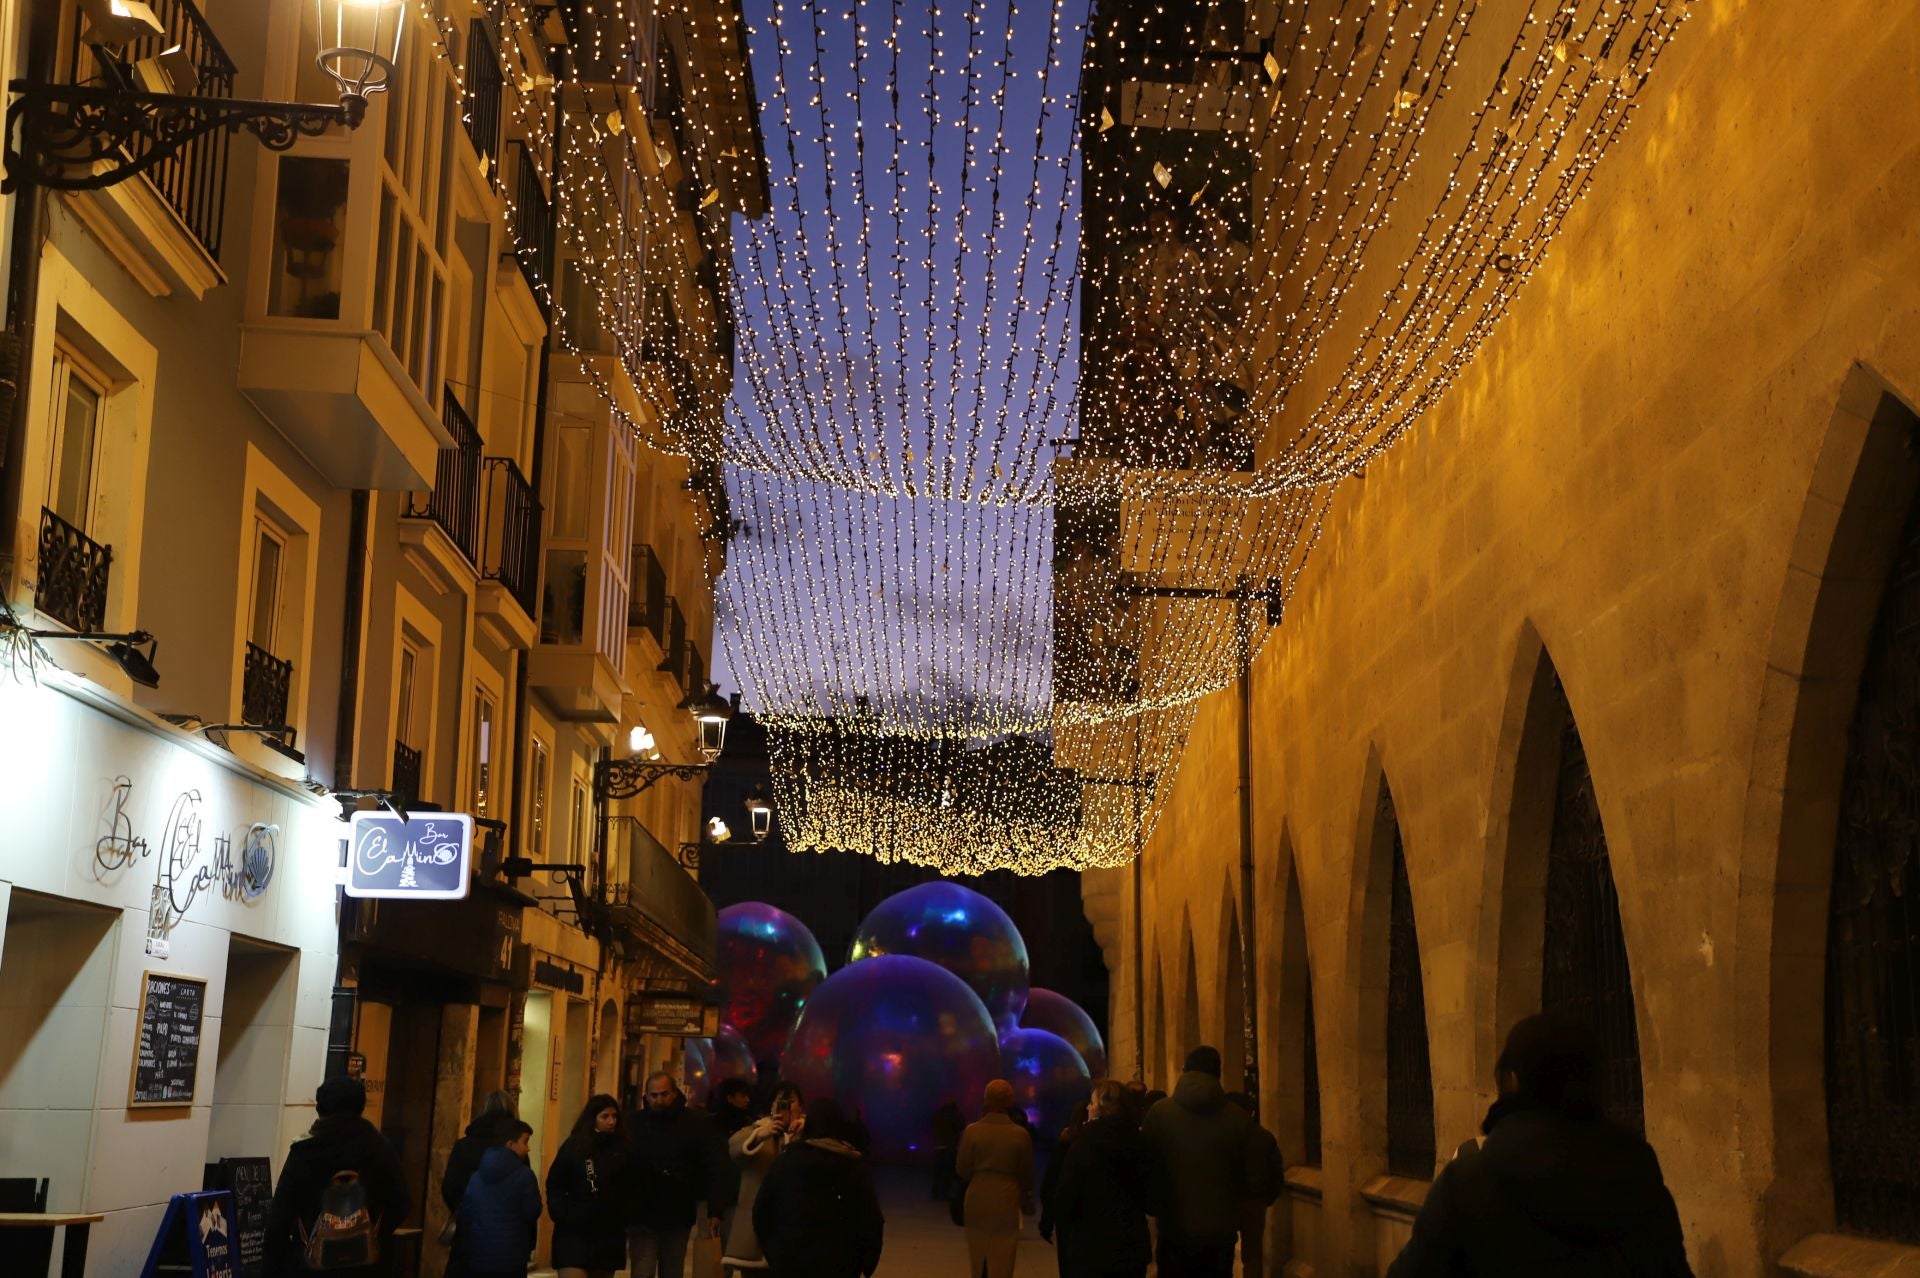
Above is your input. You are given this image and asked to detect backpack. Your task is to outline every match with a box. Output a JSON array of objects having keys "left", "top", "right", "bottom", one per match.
[{"left": 300, "top": 1170, "right": 381, "bottom": 1270}]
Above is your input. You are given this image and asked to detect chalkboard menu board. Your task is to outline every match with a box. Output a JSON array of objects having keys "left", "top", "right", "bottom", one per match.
[
  {"left": 131, "top": 971, "right": 206, "bottom": 1107},
  {"left": 205, "top": 1157, "right": 272, "bottom": 1277}
]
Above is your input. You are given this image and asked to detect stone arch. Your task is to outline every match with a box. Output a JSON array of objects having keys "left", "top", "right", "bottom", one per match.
[
  {"left": 1216, "top": 882, "right": 1248, "bottom": 1091},
  {"left": 1736, "top": 366, "right": 1920, "bottom": 1257},
  {"left": 1269, "top": 827, "right": 1318, "bottom": 1167},
  {"left": 1181, "top": 917, "right": 1203, "bottom": 1070}
]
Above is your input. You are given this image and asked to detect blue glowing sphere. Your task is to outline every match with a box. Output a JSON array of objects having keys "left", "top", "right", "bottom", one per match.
[
  {"left": 848, "top": 882, "right": 1030, "bottom": 1029},
  {"left": 718, "top": 902, "right": 828, "bottom": 1065},
  {"left": 682, "top": 1037, "right": 715, "bottom": 1108},
  {"left": 1020, "top": 988, "right": 1108, "bottom": 1079},
  {"left": 1000, "top": 1027, "right": 1091, "bottom": 1148},
  {"left": 782, "top": 954, "right": 1001, "bottom": 1162},
  {"left": 711, "top": 1026, "right": 758, "bottom": 1089}
]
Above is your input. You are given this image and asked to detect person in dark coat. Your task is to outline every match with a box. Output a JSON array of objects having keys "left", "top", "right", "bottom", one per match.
[
  {"left": 1140, "top": 1047, "right": 1260, "bottom": 1278},
  {"left": 263, "top": 1076, "right": 410, "bottom": 1278},
  {"left": 1037, "top": 1097, "right": 1092, "bottom": 1271},
  {"left": 548, "top": 1094, "right": 631, "bottom": 1278},
  {"left": 458, "top": 1121, "right": 541, "bottom": 1278},
  {"left": 930, "top": 1101, "right": 965, "bottom": 1200},
  {"left": 1046, "top": 1079, "right": 1152, "bottom": 1278},
  {"left": 442, "top": 1090, "right": 518, "bottom": 1276},
  {"left": 709, "top": 1077, "right": 758, "bottom": 1233},
  {"left": 1225, "top": 1093, "right": 1282, "bottom": 1278},
  {"left": 627, "top": 1071, "right": 723, "bottom": 1277},
  {"left": 1387, "top": 1014, "right": 1694, "bottom": 1277},
  {"left": 752, "top": 1098, "right": 885, "bottom": 1278}
]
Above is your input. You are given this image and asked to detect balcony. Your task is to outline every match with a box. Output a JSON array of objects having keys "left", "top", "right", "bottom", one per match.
[
  {"left": 505, "top": 141, "right": 553, "bottom": 314},
  {"left": 464, "top": 20, "right": 504, "bottom": 181},
  {"left": 58, "top": 0, "right": 233, "bottom": 297},
  {"left": 400, "top": 387, "right": 484, "bottom": 591},
  {"left": 598, "top": 816, "right": 717, "bottom": 977},
  {"left": 242, "top": 642, "right": 293, "bottom": 727},
  {"left": 629, "top": 543, "right": 667, "bottom": 641},
  {"left": 392, "top": 740, "right": 423, "bottom": 808},
  {"left": 658, "top": 597, "right": 687, "bottom": 683},
  {"left": 34, "top": 508, "right": 111, "bottom": 633},
  {"left": 476, "top": 457, "right": 542, "bottom": 648}
]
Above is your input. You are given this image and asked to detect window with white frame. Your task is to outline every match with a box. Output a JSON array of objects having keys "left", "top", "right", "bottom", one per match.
[
  {"left": 46, "top": 348, "right": 107, "bottom": 537},
  {"left": 570, "top": 776, "right": 589, "bottom": 868},
  {"left": 232, "top": 447, "right": 320, "bottom": 737},
  {"left": 530, "top": 737, "right": 551, "bottom": 861},
  {"left": 471, "top": 687, "right": 497, "bottom": 819},
  {"left": 248, "top": 517, "right": 287, "bottom": 655},
  {"left": 396, "top": 641, "right": 421, "bottom": 747}
]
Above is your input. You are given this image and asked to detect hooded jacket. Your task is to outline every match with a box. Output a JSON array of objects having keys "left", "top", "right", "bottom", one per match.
[
  {"left": 752, "top": 1137, "right": 885, "bottom": 1278},
  {"left": 1050, "top": 1115, "right": 1153, "bottom": 1277},
  {"left": 441, "top": 1111, "right": 519, "bottom": 1212},
  {"left": 263, "top": 1113, "right": 410, "bottom": 1277},
  {"left": 1386, "top": 1098, "right": 1694, "bottom": 1277},
  {"left": 457, "top": 1144, "right": 542, "bottom": 1270},
  {"left": 625, "top": 1100, "right": 720, "bottom": 1229},
  {"left": 1140, "top": 1071, "right": 1258, "bottom": 1243}
]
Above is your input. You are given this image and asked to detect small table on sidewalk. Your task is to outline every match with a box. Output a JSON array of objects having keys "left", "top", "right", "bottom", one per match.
[{"left": 0, "top": 1210, "right": 104, "bottom": 1276}]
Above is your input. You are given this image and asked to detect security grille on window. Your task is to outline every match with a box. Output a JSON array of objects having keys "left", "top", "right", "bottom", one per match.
[
  {"left": 1540, "top": 672, "right": 1645, "bottom": 1136},
  {"left": 1826, "top": 493, "right": 1920, "bottom": 1245},
  {"left": 1383, "top": 783, "right": 1436, "bottom": 1180}
]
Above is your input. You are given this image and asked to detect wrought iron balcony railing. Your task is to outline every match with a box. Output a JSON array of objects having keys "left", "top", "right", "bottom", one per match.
[
  {"left": 68, "top": 0, "right": 237, "bottom": 258},
  {"left": 242, "top": 642, "right": 293, "bottom": 727},
  {"left": 463, "top": 19, "right": 503, "bottom": 180},
  {"left": 404, "top": 385, "right": 484, "bottom": 565},
  {"left": 480, "top": 457, "right": 541, "bottom": 619},
  {"left": 658, "top": 596, "right": 687, "bottom": 683},
  {"left": 629, "top": 543, "right": 667, "bottom": 640},
  {"left": 35, "top": 507, "right": 111, "bottom": 633},
  {"left": 506, "top": 140, "right": 553, "bottom": 308},
  {"left": 600, "top": 815, "right": 717, "bottom": 964},
  {"left": 392, "top": 740, "right": 423, "bottom": 808}
]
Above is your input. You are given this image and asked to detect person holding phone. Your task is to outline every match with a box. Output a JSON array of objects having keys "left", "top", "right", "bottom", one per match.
[{"left": 720, "top": 1083, "right": 805, "bottom": 1273}]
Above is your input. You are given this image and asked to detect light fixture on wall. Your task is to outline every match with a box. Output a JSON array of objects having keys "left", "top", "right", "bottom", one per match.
[
  {"left": 4, "top": 0, "right": 406, "bottom": 193},
  {"left": 2, "top": 624, "right": 160, "bottom": 687},
  {"left": 592, "top": 686, "right": 737, "bottom": 800},
  {"left": 689, "top": 684, "right": 733, "bottom": 761},
  {"left": 745, "top": 786, "right": 774, "bottom": 842}
]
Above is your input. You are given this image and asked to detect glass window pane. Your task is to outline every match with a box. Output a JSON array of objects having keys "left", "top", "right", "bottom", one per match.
[
  {"left": 397, "top": 647, "right": 417, "bottom": 744},
  {"left": 52, "top": 370, "right": 101, "bottom": 531},
  {"left": 531, "top": 739, "right": 550, "bottom": 858},
  {"left": 250, "top": 525, "right": 283, "bottom": 652},
  {"left": 473, "top": 692, "right": 494, "bottom": 817},
  {"left": 269, "top": 158, "right": 351, "bottom": 319}
]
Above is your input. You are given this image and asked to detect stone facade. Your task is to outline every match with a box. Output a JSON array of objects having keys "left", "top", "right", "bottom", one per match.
[{"left": 1090, "top": 3, "right": 1920, "bottom": 1274}]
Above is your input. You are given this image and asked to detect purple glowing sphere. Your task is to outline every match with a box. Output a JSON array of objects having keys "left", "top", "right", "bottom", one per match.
[
  {"left": 710, "top": 1026, "right": 758, "bottom": 1089},
  {"left": 717, "top": 902, "right": 828, "bottom": 1065},
  {"left": 782, "top": 954, "right": 1001, "bottom": 1162},
  {"left": 682, "top": 1037, "right": 715, "bottom": 1108},
  {"left": 1000, "top": 1027, "right": 1091, "bottom": 1148},
  {"left": 848, "top": 882, "right": 1030, "bottom": 1029},
  {"left": 1020, "top": 988, "right": 1108, "bottom": 1079}
]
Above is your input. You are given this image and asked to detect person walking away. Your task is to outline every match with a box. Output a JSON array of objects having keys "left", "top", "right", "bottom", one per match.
[
  {"left": 723, "top": 1083, "right": 804, "bottom": 1274},
  {"left": 458, "top": 1120, "right": 541, "bottom": 1278},
  {"left": 263, "top": 1076, "right": 410, "bottom": 1278},
  {"left": 1050, "top": 1080, "right": 1152, "bottom": 1278},
  {"left": 547, "top": 1095, "right": 631, "bottom": 1278},
  {"left": 628, "top": 1071, "right": 723, "bottom": 1277},
  {"left": 1386, "top": 1013, "right": 1693, "bottom": 1277},
  {"left": 1224, "top": 1093, "right": 1282, "bottom": 1278},
  {"left": 751, "top": 1098, "right": 884, "bottom": 1278},
  {"left": 441, "top": 1090, "right": 519, "bottom": 1276},
  {"left": 931, "top": 1101, "right": 966, "bottom": 1201},
  {"left": 1037, "top": 1097, "right": 1091, "bottom": 1273},
  {"left": 1141, "top": 1047, "right": 1257, "bottom": 1278},
  {"left": 957, "top": 1079, "right": 1035, "bottom": 1278}
]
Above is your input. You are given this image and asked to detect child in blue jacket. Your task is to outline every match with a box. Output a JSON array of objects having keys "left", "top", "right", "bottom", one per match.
[{"left": 457, "top": 1120, "right": 542, "bottom": 1278}]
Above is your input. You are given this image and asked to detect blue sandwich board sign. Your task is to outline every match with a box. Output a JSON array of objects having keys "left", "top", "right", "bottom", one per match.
[
  {"left": 345, "top": 810, "right": 473, "bottom": 900},
  {"left": 140, "top": 1189, "right": 237, "bottom": 1278}
]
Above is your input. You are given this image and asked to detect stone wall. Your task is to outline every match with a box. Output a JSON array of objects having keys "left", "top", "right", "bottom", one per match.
[{"left": 1096, "top": 3, "right": 1920, "bottom": 1274}]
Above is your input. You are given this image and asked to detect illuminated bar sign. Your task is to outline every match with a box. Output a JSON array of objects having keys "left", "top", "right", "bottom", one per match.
[{"left": 346, "top": 811, "right": 473, "bottom": 900}]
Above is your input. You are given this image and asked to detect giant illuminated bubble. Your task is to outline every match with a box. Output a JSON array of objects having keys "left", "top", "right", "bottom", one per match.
[
  {"left": 782, "top": 954, "right": 1000, "bottom": 1161},
  {"left": 682, "top": 1037, "right": 715, "bottom": 1108},
  {"left": 1000, "top": 1027, "right": 1091, "bottom": 1148},
  {"left": 848, "top": 882, "right": 1030, "bottom": 1029},
  {"left": 717, "top": 902, "right": 828, "bottom": 1064},
  {"left": 711, "top": 1026, "right": 758, "bottom": 1089},
  {"left": 1021, "top": 988, "right": 1108, "bottom": 1079}
]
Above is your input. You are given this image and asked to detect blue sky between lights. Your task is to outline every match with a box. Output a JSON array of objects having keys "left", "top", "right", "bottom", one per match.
[{"left": 712, "top": 0, "right": 1089, "bottom": 729}]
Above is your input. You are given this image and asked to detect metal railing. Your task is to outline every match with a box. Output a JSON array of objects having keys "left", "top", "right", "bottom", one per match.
[
  {"left": 629, "top": 543, "right": 667, "bottom": 639},
  {"left": 480, "top": 457, "right": 541, "bottom": 619},
  {"left": 507, "top": 140, "right": 553, "bottom": 307},
  {"left": 69, "top": 0, "right": 236, "bottom": 258},
  {"left": 392, "top": 740, "right": 423, "bottom": 807},
  {"left": 242, "top": 642, "right": 292, "bottom": 727},
  {"left": 658, "top": 597, "right": 687, "bottom": 683},
  {"left": 35, "top": 507, "right": 111, "bottom": 632},
  {"left": 603, "top": 815, "right": 717, "bottom": 961},
  {"left": 463, "top": 19, "right": 503, "bottom": 179},
  {"left": 405, "top": 386, "right": 484, "bottom": 565}
]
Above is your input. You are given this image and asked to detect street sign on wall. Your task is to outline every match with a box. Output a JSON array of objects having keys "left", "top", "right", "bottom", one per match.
[{"left": 345, "top": 811, "right": 473, "bottom": 899}]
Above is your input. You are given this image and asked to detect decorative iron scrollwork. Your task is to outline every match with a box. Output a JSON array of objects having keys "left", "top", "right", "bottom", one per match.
[
  {"left": 4, "top": 81, "right": 360, "bottom": 194},
  {"left": 593, "top": 757, "right": 710, "bottom": 801}
]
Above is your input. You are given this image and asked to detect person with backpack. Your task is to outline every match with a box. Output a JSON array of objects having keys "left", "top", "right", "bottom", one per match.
[
  {"left": 751, "top": 1098, "right": 885, "bottom": 1278},
  {"left": 548, "top": 1095, "right": 632, "bottom": 1278},
  {"left": 1386, "top": 1014, "right": 1694, "bottom": 1276},
  {"left": 458, "top": 1120, "right": 541, "bottom": 1278},
  {"left": 263, "top": 1075, "right": 409, "bottom": 1277}
]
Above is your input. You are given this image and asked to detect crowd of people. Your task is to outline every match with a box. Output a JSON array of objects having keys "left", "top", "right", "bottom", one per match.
[{"left": 259, "top": 1013, "right": 1692, "bottom": 1278}]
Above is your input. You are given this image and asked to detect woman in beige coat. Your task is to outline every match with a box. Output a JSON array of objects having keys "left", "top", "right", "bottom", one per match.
[{"left": 956, "top": 1079, "right": 1034, "bottom": 1278}]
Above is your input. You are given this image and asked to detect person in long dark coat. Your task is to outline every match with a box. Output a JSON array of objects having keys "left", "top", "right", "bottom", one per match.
[
  {"left": 752, "top": 1098, "right": 885, "bottom": 1278},
  {"left": 1050, "top": 1080, "right": 1152, "bottom": 1278},
  {"left": 1386, "top": 1014, "right": 1693, "bottom": 1277},
  {"left": 547, "top": 1095, "right": 631, "bottom": 1278},
  {"left": 441, "top": 1090, "right": 519, "bottom": 1277}
]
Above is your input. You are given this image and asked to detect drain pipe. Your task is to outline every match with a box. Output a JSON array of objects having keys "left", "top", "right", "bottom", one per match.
[
  {"left": 1237, "top": 588, "right": 1260, "bottom": 1110},
  {"left": 325, "top": 488, "right": 372, "bottom": 1080}
]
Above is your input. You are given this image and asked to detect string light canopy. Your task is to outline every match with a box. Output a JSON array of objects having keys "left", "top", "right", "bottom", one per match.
[{"left": 455, "top": 0, "right": 1694, "bottom": 873}]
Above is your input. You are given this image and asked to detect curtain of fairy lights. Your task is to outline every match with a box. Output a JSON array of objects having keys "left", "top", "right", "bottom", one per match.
[{"left": 466, "top": 0, "right": 1696, "bottom": 872}]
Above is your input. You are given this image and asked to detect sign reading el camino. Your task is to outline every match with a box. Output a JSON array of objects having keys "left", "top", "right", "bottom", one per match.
[{"left": 345, "top": 811, "right": 473, "bottom": 900}]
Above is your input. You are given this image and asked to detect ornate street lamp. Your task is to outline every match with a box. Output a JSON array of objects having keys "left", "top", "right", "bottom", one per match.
[
  {"left": 745, "top": 786, "right": 774, "bottom": 842},
  {"left": 4, "top": 0, "right": 405, "bottom": 193},
  {"left": 595, "top": 684, "right": 737, "bottom": 800}
]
